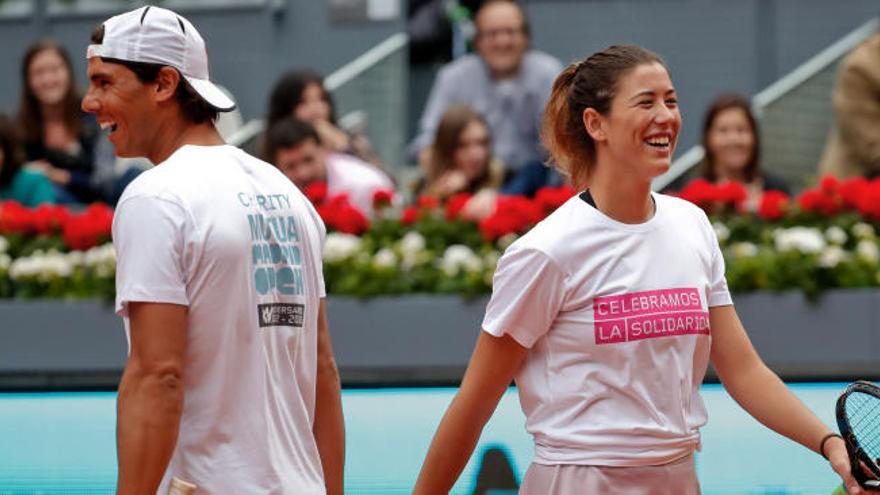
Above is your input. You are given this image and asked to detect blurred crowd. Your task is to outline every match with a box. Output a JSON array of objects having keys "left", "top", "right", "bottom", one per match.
[{"left": 2, "top": 0, "right": 878, "bottom": 222}]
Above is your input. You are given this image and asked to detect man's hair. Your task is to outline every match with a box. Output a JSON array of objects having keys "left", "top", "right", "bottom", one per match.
[
  {"left": 262, "top": 118, "right": 321, "bottom": 164},
  {"left": 90, "top": 24, "right": 219, "bottom": 124}
]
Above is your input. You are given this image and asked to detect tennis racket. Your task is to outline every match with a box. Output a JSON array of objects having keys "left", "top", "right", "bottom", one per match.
[{"left": 836, "top": 380, "right": 880, "bottom": 491}]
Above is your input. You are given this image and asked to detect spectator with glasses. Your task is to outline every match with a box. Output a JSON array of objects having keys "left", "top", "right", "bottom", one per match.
[{"left": 409, "top": 0, "right": 561, "bottom": 194}]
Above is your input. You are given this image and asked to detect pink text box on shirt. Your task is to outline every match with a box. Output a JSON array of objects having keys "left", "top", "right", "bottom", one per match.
[
  {"left": 593, "top": 288, "right": 702, "bottom": 321},
  {"left": 595, "top": 310, "right": 710, "bottom": 345}
]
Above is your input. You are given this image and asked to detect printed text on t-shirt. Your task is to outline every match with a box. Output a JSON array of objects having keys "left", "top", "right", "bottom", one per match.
[
  {"left": 238, "top": 192, "right": 306, "bottom": 298},
  {"left": 593, "top": 288, "right": 709, "bottom": 344}
]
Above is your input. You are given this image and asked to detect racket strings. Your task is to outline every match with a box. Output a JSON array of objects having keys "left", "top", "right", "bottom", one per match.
[{"left": 846, "top": 392, "right": 880, "bottom": 461}]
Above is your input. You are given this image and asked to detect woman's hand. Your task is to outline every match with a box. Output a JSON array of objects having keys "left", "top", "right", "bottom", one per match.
[
  {"left": 462, "top": 189, "right": 498, "bottom": 220},
  {"left": 312, "top": 119, "right": 350, "bottom": 152},
  {"left": 826, "top": 435, "right": 871, "bottom": 495},
  {"left": 433, "top": 170, "right": 468, "bottom": 197},
  {"left": 30, "top": 160, "right": 71, "bottom": 185}
]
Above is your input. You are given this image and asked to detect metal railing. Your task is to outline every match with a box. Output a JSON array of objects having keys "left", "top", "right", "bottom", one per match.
[{"left": 229, "top": 32, "right": 409, "bottom": 170}]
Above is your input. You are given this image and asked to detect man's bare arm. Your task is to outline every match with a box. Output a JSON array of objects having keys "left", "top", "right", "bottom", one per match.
[
  {"left": 117, "top": 302, "right": 188, "bottom": 494},
  {"left": 313, "top": 299, "right": 345, "bottom": 495}
]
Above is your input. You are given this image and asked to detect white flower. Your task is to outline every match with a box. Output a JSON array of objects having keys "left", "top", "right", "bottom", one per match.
[
  {"left": 372, "top": 248, "right": 397, "bottom": 269},
  {"left": 825, "top": 226, "right": 848, "bottom": 245},
  {"left": 731, "top": 242, "right": 759, "bottom": 258},
  {"left": 856, "top": 240, "right": 880, "bottom": 265},
  {"left": 498, "top": 233, "right": 519, "bottom": 251},
  {"left": 323, "top": 233, "right": 362, "bottom": 262},
  {"left": 852, "top": 222, "right": 876, "bottom": 240},
  {"left": 67, "top": 250, "right": 86, "bottom": 267},
  {"left": 8, "top": 250, "right": 73, "bottom": 281},
  {"left": 398, "top": 232, "right": 428, "bottom": 270},
  {"left": 399, "top": 232, "right": 426, "bottom": 255},
  {"left": 84, "top": 243, "right": 116, "bottom": 278},
  {"left": 818, "top": 246, "right": 847, "bottom": 268},
  {"left": 774, "top": 227, "right": 826, "bottom": 254},
  {"left": 713, "top": 222, "right": 730, "bottom": 244},
  {"left": 0, "top": 236, "right": 8, "bottom": 254},
  {"left": 482, "top": 250, "right": 501, "bottom": 268},
  {"left": 482, "top": 251, "right": 501, "bottom": 285},
  {"left": 440, "top": 245, "right": 483, "bottom": 276}
]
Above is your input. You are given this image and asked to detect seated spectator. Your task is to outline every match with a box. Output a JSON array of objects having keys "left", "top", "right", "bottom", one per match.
[
  {"left": 0, "top": 113, "right": 55, "bottom": 206},
  {"left": 266, "top": 69, "right": 381, "bottom": 166},
  {"left": 17, "top": 39, "right": 118, "bottom": 204},
  {"left": 417, "top": 105, "right": 503, "bottom": 219},
  {"left": 409, "top": 0, "right": 562, "bottom": 184},
  {"left": 819, "top": 32, "right": 880, "bottom": 179},
  {"left": 264, "top": 118, "right": 394, "bottom": 218},
  {"left": 697, "top": 93, "right": 790, "bottom": 210}
]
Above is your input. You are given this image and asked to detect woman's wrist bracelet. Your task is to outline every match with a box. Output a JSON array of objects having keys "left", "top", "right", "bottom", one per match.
[{"left": 820, "top": 433, "right": 843, "bottom": 460}]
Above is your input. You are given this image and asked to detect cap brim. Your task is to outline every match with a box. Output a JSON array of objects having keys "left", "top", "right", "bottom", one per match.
[{"left": 185, "top": 76, "right": 236, "bottom": 112}]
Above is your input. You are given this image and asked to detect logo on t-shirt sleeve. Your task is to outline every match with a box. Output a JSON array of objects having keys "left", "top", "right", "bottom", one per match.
[
  {"left": 593, "top": 288, "right": 709, "bottom": 345},
  {"left": 257, "top": 303, "right": 305, "bottom": 328}
]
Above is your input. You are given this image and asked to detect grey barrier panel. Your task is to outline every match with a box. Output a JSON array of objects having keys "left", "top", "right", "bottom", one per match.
[
  {"left": 2, "top": 291, "right": 879, "bottom": 388},
  {"left": 731, "top": 290, "right": 880, "bottom": 378},
  {"left": 326, "top": 295, "right": 488, "bottom": 384},
  {"left": 0, "top": 300, "right": 126, "bottom": 372}
]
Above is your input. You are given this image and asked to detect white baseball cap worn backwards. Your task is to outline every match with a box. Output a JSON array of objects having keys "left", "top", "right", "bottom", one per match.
[{"left": 86, "top": 5, "right": 235, "bottom": 112}]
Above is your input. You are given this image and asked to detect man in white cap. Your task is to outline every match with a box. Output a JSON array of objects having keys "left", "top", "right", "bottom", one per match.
[{"left": 82, "top": 6, "right": 344, "bottom": 494}]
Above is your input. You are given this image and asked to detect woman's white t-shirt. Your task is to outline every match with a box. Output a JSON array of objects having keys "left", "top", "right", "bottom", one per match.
[
  {"left": 113, "top": 145, "right": 327, "bottom": 494},
  {"left": 482, "top": 192, "right": 732, "bottom": 467}
]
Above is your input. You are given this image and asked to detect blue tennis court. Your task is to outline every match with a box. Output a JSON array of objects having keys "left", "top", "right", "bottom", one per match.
[{"left": 0, "top": 383, "right": 845, "bottom": 494}]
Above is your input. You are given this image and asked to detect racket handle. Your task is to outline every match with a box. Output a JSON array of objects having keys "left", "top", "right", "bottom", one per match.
[
  {"left": 168, "top": 477, "right": 197, "bottom": 495},
  {"left": 831, "top": 483, "right": 848, "bottom": 495}
]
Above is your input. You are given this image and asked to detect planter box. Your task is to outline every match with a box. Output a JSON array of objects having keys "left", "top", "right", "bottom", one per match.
[
  {"left": 729, "top": 290, "right": 880, "bottom": 379},
  {"left": 1, "top": 291, "right": 878, "bottom": 389}
]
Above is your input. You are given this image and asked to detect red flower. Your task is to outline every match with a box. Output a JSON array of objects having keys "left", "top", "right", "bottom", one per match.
[
  {"left": 819, "top": 175, "right": 839, "bottom": 195},
  {"left": 477, "top": 196, "right": 543, "bottom": 242},
  {"left": 62, "top": 203, "right": 114, "bottom": 251},
  {"left": 32, "top": 204, "right": 71, "bottom": 235},
  {"left": 534, "top": 186, "right": 576, "bottom": 213},
  {"left": 797, "top": 189, "right": 839, "bottom": 216},
  {"left": 678, "top": 179, "right": 718, "bottom": 209},
  {"left": 756, "top": 191, "right": 790, "bottom": 220},
  {"left": 838, "top": 176, "right": 869, "bottom": 210},
  {"left": 715, "top": 181, "right": 748, "bottom": 208},
  {"left": 445, "top": 193, "right": 473, "bottom": 220},
  {"left": 856, "top": 181, "right": 880, "bottom": 221},
  {"left": 303, "top": 182, "right": 328, "bottom": 205},
  {"left": 416, "top": 195, "right": 440, "bottom": 210},
  {"left": 400, "top": 206, "right": 420, "bottom": 225},
  {"left": 314, "top": 194, "right": 369, "bottom": 235},
  {"left": 478, "top": 213, "right": 522, "bottom": 242},
  {"left": 330, "top": 203, "right": 369, "bottom": 235},
  {"left": 0, "top": 201, "right": 35, "bottom": 235},
  {"left": 372, "top": 189, "right": 394, "bottom": 210}
]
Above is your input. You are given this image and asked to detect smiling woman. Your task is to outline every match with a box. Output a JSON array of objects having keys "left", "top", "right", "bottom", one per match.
[
  {"left": 412, "top": 45, "right": 860, "bottom": 495},
  {"left": 16, "top": 39, "right": 114, "bottom": 204},
  {"left": 697, "top": 93, "right": 791, "bottom": 211}
]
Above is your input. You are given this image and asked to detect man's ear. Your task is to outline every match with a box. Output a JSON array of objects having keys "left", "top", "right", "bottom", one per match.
[
  {"left": 153, "top": 66, "right": 180, "bottom": 104},
  {"left": 582, "top": 108, "right": 607, "bottom": 142}
]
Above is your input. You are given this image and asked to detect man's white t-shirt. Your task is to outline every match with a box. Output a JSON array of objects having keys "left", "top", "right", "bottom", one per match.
[
  {"left": 325, "top": 152, "right": 394, "bottom": 219},
  {"left": 482, "top": 192, "right": 732, "bottom": 467},
  {"left": 113, "top": 145, "right": 327, "bottom": 494}
]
